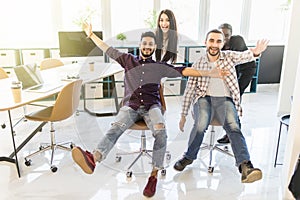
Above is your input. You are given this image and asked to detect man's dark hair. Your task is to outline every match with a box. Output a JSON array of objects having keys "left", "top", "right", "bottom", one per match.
[
  {"left": 205, "top": 29, "right": 224, "bottom": 40},
  {"left": 218, "top": 23, "right": 233, "bottom": 33},
  {"left": 140, "top": 31, "right": 156, "bottom": 43}
]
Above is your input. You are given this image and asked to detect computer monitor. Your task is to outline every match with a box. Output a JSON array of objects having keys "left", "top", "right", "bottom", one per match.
[{"left": 58, "top": 31, "right": 103, "bottom": 57}]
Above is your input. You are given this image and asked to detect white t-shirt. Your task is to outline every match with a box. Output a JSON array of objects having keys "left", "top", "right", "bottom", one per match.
[{"left": 206, "top": 62, "right": 231, "bottom": 97}]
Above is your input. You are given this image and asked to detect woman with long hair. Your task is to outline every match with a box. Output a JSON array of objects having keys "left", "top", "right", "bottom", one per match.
[{"left": 155, "top": 9, "right": 178, "bottom": 63}]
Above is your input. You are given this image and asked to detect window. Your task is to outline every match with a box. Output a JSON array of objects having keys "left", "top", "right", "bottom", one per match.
[
  {"left": 208, "top": 0, "right": 243, "bottom": 35},
  {"left": 248, "top": 0, "right": 290, "bottom": 42},
  {"left": 161, "top": 0, "right": 200, "bottom": 42},
  {"left": 110, "top": 0, "right": 153, "bottom": 42},
  {"left": 0, "top": 0, "right": 53, "bottom": 48},
  {"left": 60, "top": 0, "right": 102, "bottom": 31}
]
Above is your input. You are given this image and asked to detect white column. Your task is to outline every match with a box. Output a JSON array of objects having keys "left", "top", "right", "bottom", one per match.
[
  {"left": 277, "top": 0, "right": 300, "bottom": 116},
  {"left": 101, "top": 0, "right": 112, "bottom": 40},
  {"left": 278, "top": 1, "right": 300, "bottom": 199},
  {"left": 282, "top": 53, "right": 300, "bottom": 199}
]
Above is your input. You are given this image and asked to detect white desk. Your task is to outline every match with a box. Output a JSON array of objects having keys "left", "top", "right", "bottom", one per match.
[{"left": 0, "top": 62, "right": 123, "bottom": 177}]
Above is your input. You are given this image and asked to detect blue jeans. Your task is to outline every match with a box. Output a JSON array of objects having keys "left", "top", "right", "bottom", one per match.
[
  {"left": 184, "top": 96, "right": 250, "bottom": 167},
  {"left": 95, "top": 105, "right": 167, "bottom": 169}
]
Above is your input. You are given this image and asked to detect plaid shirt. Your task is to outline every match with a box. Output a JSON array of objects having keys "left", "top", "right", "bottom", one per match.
[{"left": 181, "top": 50, "right": 256, "bottom": 117}]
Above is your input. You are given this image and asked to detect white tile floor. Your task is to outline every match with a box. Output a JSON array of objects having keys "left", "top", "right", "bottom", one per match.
[{"left": 0, "top": 84, "right": 288, "bottom": 200}]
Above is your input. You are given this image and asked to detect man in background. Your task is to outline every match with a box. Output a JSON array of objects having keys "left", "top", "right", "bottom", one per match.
[{"left": 217, "top": 23, "right": 257, "bottom": 144}]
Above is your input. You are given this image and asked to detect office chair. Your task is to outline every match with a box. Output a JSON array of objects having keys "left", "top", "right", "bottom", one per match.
[
  {"left": 40, "top": 58, "right": 64, "bottom": 70},
  {"left": 24, "top": 79, "right": 82, "bottom": 172},
  {"left": 29, "top": 58, "right": 64, "bottom": 108},
  {"left": 200, "top": 118, "right": 234, "bottom": 173},
  {"left": 0, "top": 67, "right": 9, "bottom": 79},
  {"left": 115, "top": 84, "right": 171, "bottom": 178}
]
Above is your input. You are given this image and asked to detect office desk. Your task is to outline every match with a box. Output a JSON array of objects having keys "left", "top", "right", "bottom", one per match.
[
  {"left": 0, "top": 62, "right": 123, "bottom": 177},
  {"left": 0, "top": 78, "right": 66, "bottom": 178}
]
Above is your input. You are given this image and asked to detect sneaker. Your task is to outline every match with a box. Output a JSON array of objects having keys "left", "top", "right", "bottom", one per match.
[
  {"left": 72, "top": 146, "right": 96, "bottom": 174},
  {"left": 173, "top": 157, "right": 193, "bottom": 171},
  {"left": 240, "top": 161, "right": 262, "bottom": 183},
  {"left": 143, "top": 176, "right": 157, "bottom": 197},
  {"left": 217, "top": 134, "right": 230, "bottom": 144}
]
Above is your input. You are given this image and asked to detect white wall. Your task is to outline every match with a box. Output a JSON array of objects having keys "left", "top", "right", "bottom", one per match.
[
  {"left": 280, "top": 1, "right": 300, "bottom": 199},
  {"left": 277, "top": 0, "right": 300, "bottom": 116}
]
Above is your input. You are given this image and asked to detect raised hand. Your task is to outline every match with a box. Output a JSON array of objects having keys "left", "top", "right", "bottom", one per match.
[
  {"left": 250, "top": 39, "right": 269, "bottom": 56},
  {"left": 82, "top": 22, "right": 93, "bottom": 37}
]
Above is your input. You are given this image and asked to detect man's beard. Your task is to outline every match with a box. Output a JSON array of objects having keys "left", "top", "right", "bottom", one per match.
[
  {"left": 207, "top": 47, "right": 220, "bottom": 57},
  {"left": 141, "top": 49, "right": 155, "bottom": 58}
]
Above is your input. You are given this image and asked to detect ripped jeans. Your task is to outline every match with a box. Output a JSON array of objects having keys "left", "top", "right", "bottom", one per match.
[{"left": 95, "top": 105, "right": 167, "bottom": 169}]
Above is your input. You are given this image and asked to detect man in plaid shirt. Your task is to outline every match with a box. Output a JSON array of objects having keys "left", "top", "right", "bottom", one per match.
[{"left": 173, "top": 29, "right": 268, "bottom": 183}]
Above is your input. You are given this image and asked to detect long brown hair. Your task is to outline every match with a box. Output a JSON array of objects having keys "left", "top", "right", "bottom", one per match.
[{"left": 155, "top": 9, "right": 178, "bottom": 63}]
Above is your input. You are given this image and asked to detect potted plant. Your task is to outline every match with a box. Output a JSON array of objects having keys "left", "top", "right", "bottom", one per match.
[{"left": 116, "top": 33, "right": 127, "bottom": 46}]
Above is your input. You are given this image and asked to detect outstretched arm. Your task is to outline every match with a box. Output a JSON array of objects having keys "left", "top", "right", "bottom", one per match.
[
  {"left": 250, "top": 39, "right": 269, "bottom": 57},
  {"left": 182, "top": 67, "right": 230, "bottom": 78},
  {"left": 83, "top": 22, "right": 110, "bottom": 53}
]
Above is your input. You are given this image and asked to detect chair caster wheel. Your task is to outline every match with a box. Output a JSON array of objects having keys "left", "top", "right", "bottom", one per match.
[
  {"left": 115, "top": 156, "right": 121, "bottom": 162},
  {"left": 25, "top": 159, "right": 32, "bottom": 166},
  {"left": 161, "top": 169, "right": 166, "bottom": 176},
  {"left": 1, "top": 123, "right": 6, "bottom": 129},
  {"left": 51, "top": 166, "right": 58, "bottom": 173},
  {"left": 166, "top": 153, "right": 171, "bottom": 161},
  {"left": 208, "top": 166, "right": 214, "bottom": 173},
  {"left": 126, "top": 171, "right": 132, "bottom": 178},
  {"left": 224, "top": 146, "right": 229, "bottom": 151},
  {"left": 70, "top": 143, "right": 75, "bottom": 149}
]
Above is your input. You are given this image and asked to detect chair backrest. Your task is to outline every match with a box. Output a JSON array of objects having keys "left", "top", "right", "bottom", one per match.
[
  {"left": 159, "top": 84, "right": 166, "bottom": 113},
  {"left": 40, "top": 58, "right": 64, "bottom": 70},
  {"left": 0, "top": 67, "right": 9, "bottom": 79},
  {"left": 129, "top": 83, "right": 166, "bottom": 130},
  {"left": 50, "top": 79, "right": 82, "bottom": 121}
]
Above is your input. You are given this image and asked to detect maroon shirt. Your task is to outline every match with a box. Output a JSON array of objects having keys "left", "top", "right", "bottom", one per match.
[{"left": 106, "top": 47, "right": 185, "bottom": 110}]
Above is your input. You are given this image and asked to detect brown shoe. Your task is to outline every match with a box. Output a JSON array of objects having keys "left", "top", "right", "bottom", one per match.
[
  {"left": 72, "top": 146, "right": 96, "bottom": 174},
  {"left": 240, "top": 161, "right": 262, "bottom": 183}
]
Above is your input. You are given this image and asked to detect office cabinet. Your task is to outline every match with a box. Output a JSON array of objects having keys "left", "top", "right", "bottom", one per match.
[
  {"left": 22, "top": 50, "right": 45, "bottom": 65},
  {"left": 50, "top": 49, "right": 61, "bottom": 59},
  {"left": 0, "top": 50, "right": 18, "bottom": 67},
  {"left": 85, "top": 82, "right": 104, "bottom": 99},
  {"left": 164, "top": 78, "right": 182, "bottom": 96},
  {"left": 176, "top": 47, "right": 186, "bottom": 63},
  {"left": 115, "top": 82, "right": 125, "bottom": 98},
  {"left": 188, "top": 47, "right": 205, "bottom": 63}
]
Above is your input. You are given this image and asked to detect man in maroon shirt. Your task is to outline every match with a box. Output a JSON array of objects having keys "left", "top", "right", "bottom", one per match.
[{"left": 71, "top": 22, "right": 229, "bottom": 198}]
